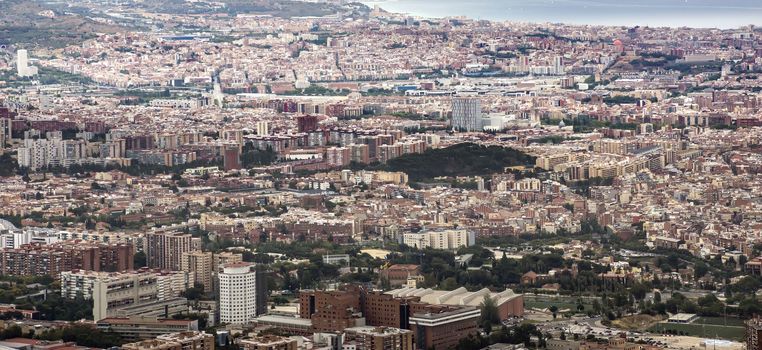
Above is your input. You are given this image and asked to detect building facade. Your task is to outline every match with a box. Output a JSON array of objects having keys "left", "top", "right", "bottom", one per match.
[
  {"left": 451, "top": 98, "right": 482, "bottom": 131},
  {"left": 146, "top": 232, "right": 195, "bottom": 271},
  {"left": 218, "top": 262, "right": 259, "bottom": 324}
]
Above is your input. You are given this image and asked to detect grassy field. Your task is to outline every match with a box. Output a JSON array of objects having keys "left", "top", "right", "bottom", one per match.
[
  {"left": 646, "top": 321, "right": 745, "bottom": 341},
  {"left": 696, "top": 317, "right": 745, "bottom": 327}
]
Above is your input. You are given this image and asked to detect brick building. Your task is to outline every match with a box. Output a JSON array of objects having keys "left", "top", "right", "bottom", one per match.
[
  {"left": 408, "top": 305, "right": 480, "bottom": 350},
  {"left": 0, "top": 241, "right": 134, "bottom": 277},
  {"left": 379, "top": 264, "right": 421, "bottom": 287}
]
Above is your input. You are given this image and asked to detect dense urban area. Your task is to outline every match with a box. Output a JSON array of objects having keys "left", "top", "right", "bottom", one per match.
[{"left": 2, "top": 1, "right": 762, "bottom": 350}]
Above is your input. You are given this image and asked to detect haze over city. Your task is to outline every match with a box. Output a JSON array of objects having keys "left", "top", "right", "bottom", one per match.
[{"left": 2, "top": 2, "right": 762, "bottom": 350}]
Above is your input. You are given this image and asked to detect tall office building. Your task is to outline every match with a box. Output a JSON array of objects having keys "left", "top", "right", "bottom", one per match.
[
  {"left": 181, "top": 250, "right": 213, "bottom": 293},
  {"left": 451, "top": 98, "right": 482, "bottom": 132},
  {"left": 16, "top": 49, "right": 38, "bottom": 77},
  {"left": 146, "top": 232, "right": 195, "bottom": 271},
  {"left": 218, "top": 262, "right": 261, "bottom": 324}
]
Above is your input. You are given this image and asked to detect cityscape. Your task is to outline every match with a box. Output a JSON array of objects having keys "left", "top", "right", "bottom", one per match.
[{"left": 1, "top": 1, "right": 762, "bottom": 350}]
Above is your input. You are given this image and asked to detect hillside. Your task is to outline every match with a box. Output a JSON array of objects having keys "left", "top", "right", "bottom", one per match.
[{"left": 0, "top": 0, "right": 124, "bottom": 49}]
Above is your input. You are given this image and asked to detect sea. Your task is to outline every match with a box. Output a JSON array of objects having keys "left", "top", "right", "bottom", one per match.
[{"left": 361, "top": 0, "right": 762, "bottom": 29}]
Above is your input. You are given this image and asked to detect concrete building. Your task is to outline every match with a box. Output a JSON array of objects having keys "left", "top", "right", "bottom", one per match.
[
  {"left": 90, "top": 270, "right": 162, "bottom": 321},
  {"left": 122, "top": 339, "right": 182, "bottom": 350},
  {"left": 61, "top": 269, "right": 191, "bottom": 321},
  {"left": 0, "top": 118, "right": 11, "bottom": 147},
  {"left": 748, "top": 317, "right": 762, "bottom": 350},
  {"left": 253, "top": 315, "right": 313, "bottom": 336},
  {"left": 157, "top": 331, "right": 214, "bottom": 350},
  {"left": 451, "top": 98, "right": 482, "bottom": 131},
  {"left": 96, "top": 317, "right": 199, "bottom": 341},
  {"left": 386, "top": 287, "right": 524, "bottom": 319},
  {"left": 17, "top": 138, "right": 87, "bottom": 171},
  {"left": 408, "top": 305, "right": 480, "bottom": 350},
  {"left": 213, "top": 252, "right": 243, "bottom": 273},
  {"left": 2, "top": 241, "right": 133, "bottom": 277},
  {"left": 401, "top": 229, "right": 475, "bottom": 250},
  {"left": 343, "top": 326, "right": 414, "bottom": 350},
  {"left": 218, "top": 262, "right": 259, "bottom": 324},
  {"left": 16, "top": 49, "right": 38, "bottom": 77},
  {"left": 181, "top": 251, "right": 213, "bottom": 293},
  {"left": 256, "top": 121, "right": 270, "bottom": 136},
  {"left": 239, "top": 336, "right": 298, "bottom": 350},
  {"left": 146, "top": 232, "right": 195, "bottom": 271},
  {"left": 322, "top": 254, "right": 350, "bottom": 266},
  {"left": 121, "top": 331, "right": 214, "bottom": 350}
]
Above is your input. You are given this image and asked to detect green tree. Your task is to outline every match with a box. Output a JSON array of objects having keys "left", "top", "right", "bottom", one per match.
[
  {"left": 549, "top": 305, "right": 559, "bottom": 319},
  {"left": 480, "top": 296, "right": 500, "bottom": 331},
  {"left": 133, "top": 252, "right": 147, "bottom": 268}
]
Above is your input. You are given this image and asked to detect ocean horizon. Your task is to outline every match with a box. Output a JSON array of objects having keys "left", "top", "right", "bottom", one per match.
[{"left": 361, "top": 0, "right": 762, "bottom": 29}]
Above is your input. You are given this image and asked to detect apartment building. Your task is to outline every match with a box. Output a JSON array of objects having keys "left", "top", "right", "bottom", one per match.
[
  {"left": 239, "top": 336, "right": 298, "bottom": 350},
  {"left": 401, "top": 229, "right": 475, "bottom": 250},
  {"left": 0, "top": 241, "right": 133, "bottom": 277},
  {"left": 181, "top": 251, "right": 213, "bottom": 293},
  {"left": 219, "top": 263, "right": 259, "bottom": 324},
  {"left": 146, "top": 232, "right": 195, "bottom": 271},
  {"left": 121, "top": 331, "right": 214, "bottom": 350},
  {"left": 343, "top": 326, "right": 414, "bottom": 350}
]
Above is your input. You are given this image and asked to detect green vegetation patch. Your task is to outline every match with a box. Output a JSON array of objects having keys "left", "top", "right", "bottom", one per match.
[{"left": 373, "top": 143, "right": 535, "bottom": 182}]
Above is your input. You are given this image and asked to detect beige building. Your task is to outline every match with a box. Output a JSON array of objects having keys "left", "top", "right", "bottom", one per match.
[
  {"left": 213, "top": 251, "right": 243, "bottom": 272},
  {"left": 181, "top": 251, "right": 213, "bottom": 293},
  {"left": 344, "top": 326, "right": 414, "bottom": 350},
  {"left": 239, "top": 336, "right": 298, "bottom": 350},
  {"left": 401, "top": 229, "right": 474, "bottom": 250},
  {"left": 70, "top": 269, "right": 191, "bottom": 321},
  {"left": 122, "top": 331, "right": 214, "bottom": 350},
  {"left": 96, "top": 316, "right": 198, "bottom": 341}
]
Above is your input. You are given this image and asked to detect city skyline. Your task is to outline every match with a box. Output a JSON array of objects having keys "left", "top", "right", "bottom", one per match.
[{"left": 1, "top": 1, "right": 762, "bottom": 350}]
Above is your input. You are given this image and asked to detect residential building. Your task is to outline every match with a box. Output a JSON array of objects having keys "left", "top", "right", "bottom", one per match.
[
  {"left": 181, "top": 251, "right": 213, "bottom": 293},
  {"left": 748, "top": 317, "right": 762, "bottom": 350},
  {"left": 218, "top": 262, "right": 259, "bottom": 324},
  {"left": 239, "top": 336, "right": 298, "bottom": 350},
  {"left": 343, "top": 326, "right": 414, "bottom": 350},
  {"left": 146, "top": 232, "right": 195, "bottom": 271},
  {"left": 121, "top": 331, "right": 214, "bottom": 350},
  {"left": 401, "top": 229, "right": 475, "bottom": 250}
]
